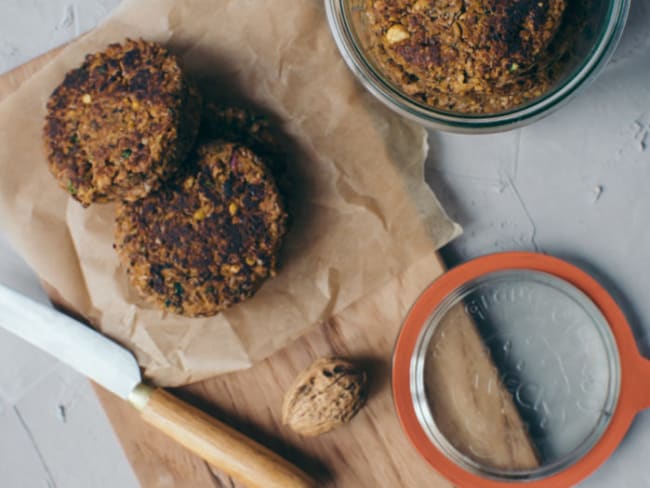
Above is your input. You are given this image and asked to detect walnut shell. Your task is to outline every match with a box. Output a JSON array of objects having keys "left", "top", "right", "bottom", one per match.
[{"left": 282, "top": 358, "right": 368, "bottom": 437}]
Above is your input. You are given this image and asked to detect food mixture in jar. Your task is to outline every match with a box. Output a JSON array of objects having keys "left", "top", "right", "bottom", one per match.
[{"left": 366, "top": 0, "right": 587, "bottom": 113}]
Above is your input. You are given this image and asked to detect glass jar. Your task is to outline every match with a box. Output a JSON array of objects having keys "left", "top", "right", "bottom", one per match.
[{"left": 325, "top": 0, "right": 630, "bottom": 133}]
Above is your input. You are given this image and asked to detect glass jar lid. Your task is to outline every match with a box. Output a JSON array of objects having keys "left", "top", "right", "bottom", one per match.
[
  {"left": 412, "top": 269, "right": 620, "bottom": 480},
  {"left": 393, "top": 253, "right": 650, "bottom": 487}
]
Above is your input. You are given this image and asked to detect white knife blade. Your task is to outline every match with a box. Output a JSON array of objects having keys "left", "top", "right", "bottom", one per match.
[
  {"left": 0, "top": 282, "right": 140, "bottom": 399},
  {"left": 0, "top": 281, "right": 316, "bottom": 488}
]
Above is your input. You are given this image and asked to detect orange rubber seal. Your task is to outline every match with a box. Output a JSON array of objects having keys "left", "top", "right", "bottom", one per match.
[{"left": 393, "top": 252, "right": 650, "bottom": 488}]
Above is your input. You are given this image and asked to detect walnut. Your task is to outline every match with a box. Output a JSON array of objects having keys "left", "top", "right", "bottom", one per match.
[
  {"left": 385, "top": 25, "right": 410, "bottom": 44},
  {"left": 282, "top": 358, "right": 368, "bottom": 437}
]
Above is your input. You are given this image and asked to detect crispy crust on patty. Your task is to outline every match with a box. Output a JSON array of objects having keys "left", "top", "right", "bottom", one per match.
[
  {"left": 44, "top": 38, "right": 201, "bottom": 206},
  {"left": 114, "top": 141, "right": 288, "bottom": 317},
  {"left": 367, "top": 0, "right": 567, "bottom": 113},
  {"left": 200, "top": 104, "right": 289, "bottom": 193}
]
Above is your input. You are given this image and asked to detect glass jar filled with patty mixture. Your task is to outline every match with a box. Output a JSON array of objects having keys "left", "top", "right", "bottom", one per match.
[
  {"left": 366, "top": 0, "right": 585, "bottom": 113},
  {"left": 326, "top": 0, "right": 629, "bottom": 131}
]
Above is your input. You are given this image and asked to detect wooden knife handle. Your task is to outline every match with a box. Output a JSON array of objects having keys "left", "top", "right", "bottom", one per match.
[{"left": 129, "top": 385, "right": 316, "bottom": 488}]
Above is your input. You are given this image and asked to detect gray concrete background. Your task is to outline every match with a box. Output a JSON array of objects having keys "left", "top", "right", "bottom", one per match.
[{"left": 0, "top": 0, "right": 649, "bottom": 486}]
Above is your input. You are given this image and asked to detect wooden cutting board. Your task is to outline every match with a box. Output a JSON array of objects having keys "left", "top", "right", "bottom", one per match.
[{"left": 0, "top": 49, "right": 537, "bottom": 488}]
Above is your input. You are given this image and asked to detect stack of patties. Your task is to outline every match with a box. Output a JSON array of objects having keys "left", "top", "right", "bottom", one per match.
[{"left": 44, "top": 39, "right": 288, "bottom": 317}]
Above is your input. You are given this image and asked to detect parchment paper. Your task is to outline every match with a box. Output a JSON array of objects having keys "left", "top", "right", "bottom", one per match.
[{"left": 0, "top": 0, "right": 460, "bottom": 386}]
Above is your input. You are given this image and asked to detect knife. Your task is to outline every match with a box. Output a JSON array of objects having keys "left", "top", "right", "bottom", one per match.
[{"left": 0, "top": 282, "right": 315, "bottom": 488}]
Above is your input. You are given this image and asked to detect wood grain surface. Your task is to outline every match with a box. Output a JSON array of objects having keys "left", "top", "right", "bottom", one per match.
[
  {"left": 135, "top": 386, "right": 316, "bottom": 488},
  {"left": 0, "top": 48, "right": 537, "bottom": 488}
]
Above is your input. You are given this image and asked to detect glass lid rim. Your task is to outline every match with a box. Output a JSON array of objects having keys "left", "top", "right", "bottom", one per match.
[
  {"left": 392, "top": 252, "right": 644, "bottom": 488},
  {"left": 409, "top": 268, "right": 621, "bottom": 482}
]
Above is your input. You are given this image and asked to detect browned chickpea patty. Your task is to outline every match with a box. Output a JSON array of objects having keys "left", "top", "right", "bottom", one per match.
[
  {"left": 114, "top": 141, "right": 288, "bottom": 317},
  {"left": 200, "top": 104, "right": 289, "bottom": 193},
  {"left": 44, "top": 38, "right": 201, "bottom": 206}
]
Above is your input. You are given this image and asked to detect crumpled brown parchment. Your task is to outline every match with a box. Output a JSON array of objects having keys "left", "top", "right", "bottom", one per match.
[{"left": 0, "top": 0, "right": 460, "bottom": 386}]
